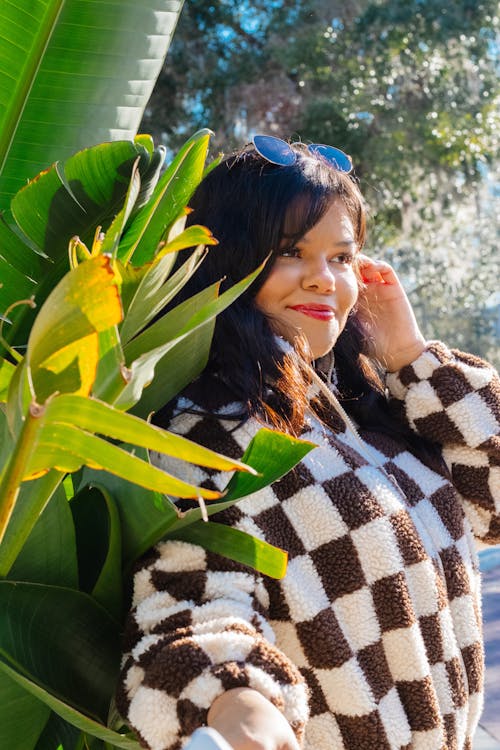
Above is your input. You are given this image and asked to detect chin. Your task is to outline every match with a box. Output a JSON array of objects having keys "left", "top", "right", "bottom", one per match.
[
  {"left": 276, "top": 325, "right": 339, "bottom": 361},
  {"left": 309, "top": 335, "right": 340, "bottom": 360},
  {"left": 311, "top": 347, "right": 335, "bottom": 359},
  {"left": 301, "top": 341, "right": 336, "bottom": 361}
]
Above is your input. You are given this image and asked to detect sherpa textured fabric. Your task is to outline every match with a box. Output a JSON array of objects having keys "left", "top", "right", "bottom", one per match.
[{"left": 117, "top": 342, "right": 500, "bottom": 750}]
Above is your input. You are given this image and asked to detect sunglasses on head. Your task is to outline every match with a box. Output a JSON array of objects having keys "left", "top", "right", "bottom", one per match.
[{"left": 252, "top": 134, "right": 353, "bottom": 174}]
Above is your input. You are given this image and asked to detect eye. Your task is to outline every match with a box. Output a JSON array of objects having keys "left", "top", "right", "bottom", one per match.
[
  {"left": 329, "top": 252, "right": 355, "bottom": 265},
  {"left": 278, "top": 246, "right": 301, "bottom": 258}
]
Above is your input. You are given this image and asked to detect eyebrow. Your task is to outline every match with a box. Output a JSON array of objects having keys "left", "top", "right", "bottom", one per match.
[{"left": 299, "top": 237, "right": 357, "bottom": 247}]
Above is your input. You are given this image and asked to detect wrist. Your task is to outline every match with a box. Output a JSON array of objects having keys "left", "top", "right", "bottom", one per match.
[
  {"left": 208, "top": 687, "right": 269, "bottom": 725},
  {"left": 208, "top": 688, "right": 301, "bottom": 750},
  {"left": 385, "top": 337, "right": 426, "bottom": 372}
]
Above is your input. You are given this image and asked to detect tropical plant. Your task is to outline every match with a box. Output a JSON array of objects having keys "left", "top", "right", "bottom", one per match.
[
  {"left": 0, "top": 129, "right": 314, "bottom": 750},
  {"left": 0, "top": 5, "right": 314, "bottom": 746}
]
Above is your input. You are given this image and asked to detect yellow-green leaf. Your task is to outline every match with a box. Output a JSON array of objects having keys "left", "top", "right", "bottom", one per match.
[
  {"left": 0, "top": 360, "right": 15, "bottom": 403},
  {"left": 173, "top": 521, "right": 288, "bottom": 579},
  {"left": 26, "top": 422, "right": 223, "bottom": 500},
  {"left": 155, "top": 224, "right": 218, "bottom": 259},
  {"left": 119, "top": 247, "right": 206, "bottom": 346},
  {"left": 44, "top": 393, "right": 256, "bottom": 474},
  {"left": 27, "top": 256, "right": 122, "bottom": 401},
  {"left": 100, "top": 159, "right": 142, "bottom": 257},
  {"left": 117, "top": 129, "right": 212, "bottom": 266}
]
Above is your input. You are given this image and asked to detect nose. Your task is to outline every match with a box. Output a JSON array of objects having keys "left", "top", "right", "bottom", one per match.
[{"left": 302, "top": 258, "right": 335, "bottom": 293}]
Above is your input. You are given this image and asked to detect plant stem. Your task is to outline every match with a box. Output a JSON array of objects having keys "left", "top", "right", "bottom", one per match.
[{"left": 0, "top": 403, "right": 44, "bottom": 546}]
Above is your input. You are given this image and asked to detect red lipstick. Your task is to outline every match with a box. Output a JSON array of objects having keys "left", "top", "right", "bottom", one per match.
[{"left": 289, "top": 304, "right": 335, "bottom": 321}]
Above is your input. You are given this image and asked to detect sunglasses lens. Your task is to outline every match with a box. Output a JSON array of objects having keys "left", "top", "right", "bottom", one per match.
[
  {"left": 252, "top": 135, "right": 296, "bottom": 166},
  {"left": 308, "top": 144, "right": 353, "bottom": 173}
]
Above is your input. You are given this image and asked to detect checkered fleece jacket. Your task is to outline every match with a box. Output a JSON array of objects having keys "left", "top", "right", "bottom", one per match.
[{"left": 117, "top": 342, "right": 500, "bottom": 750}]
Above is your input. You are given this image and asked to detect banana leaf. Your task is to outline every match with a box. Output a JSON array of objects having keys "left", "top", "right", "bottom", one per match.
[
  {"left": 0, "top": 0, "right": 184, "bottom": 209},
  {"left": 0, "top": 582, "right": 120, "bottom": 721}
]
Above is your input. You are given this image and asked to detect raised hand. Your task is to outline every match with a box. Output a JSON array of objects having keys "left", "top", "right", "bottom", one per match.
[
  {"left": 207, "top": 688, "right": 301, "bottom": 750},
  {"left": 356, "top": 255, "right": 426, "bottom": 372}
]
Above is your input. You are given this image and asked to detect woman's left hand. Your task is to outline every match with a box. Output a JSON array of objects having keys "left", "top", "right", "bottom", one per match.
[{"left": 356, "top": 255, "right": 426, "bottom": 372}]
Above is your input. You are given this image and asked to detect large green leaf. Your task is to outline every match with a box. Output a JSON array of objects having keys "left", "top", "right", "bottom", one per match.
[
  {"left": 44, "top": 393, "right": 254, "bottom": 474},
  {"left": 92, "top": 429, "right": 315, "bottom": 570},
  {"left": 224, "top": 428, "right": 316, "bottom": 502},
  {"left": 11, "top": 141, "right": 146, "bottom": 260},
  {"left": 0, "top": 670, "right": 50, "bottom": 750},
  {"left": 100, "top": 159, "right": 142, "bottom": 258},
  {"left": 121, "top": 262, "right": 265, "bottom": 414},
  {"left": 123, "top": 260, "right": 263, "bottom": 364},
  {"left": 26, "top": 255, "right": 122, "bottom": 402},
  {"left": 132, "top": 317, "right": 215, "bottom": 417},
  {"left": 4, "top": 380, "right": 252, "bottom": 512},
  {"left": 0, "top": 0, "right": 184, "bottom": 209},
  {"left": 0, "top": 582, "right": 120, "bottom": 721},
  {"left": 119, "top": 244, "right": 207, "bottom": 345},
  {"left": 0, "top": 470, "right": 64, "bottom": 578},
  {"left": 1, "top": 140, "right": 162, "bottom": 352},
  {"left": 79, "top": 454, "right": 178, "bottom": 569},
  {"left": 70, "top": 486, "right": 122, "bottom": 620},
  {"left": 173, "top": 521, "right": 288, "bottom": 579},
  {"left": 34, "top": 712, "right": 81, "bottom": 750},
  {"left": 8, "top": 484, "right": 78, "bottom": 588},
  {"left": 10, "top": 140, "right": 152, "bottom": 262},
  {"left": 0, "top": 660, "right": 140, "bottom": 750},
  {"left": 168, "top": 428, "right": 317, "bottom": 534},
  {"left": 118, "top": 282, "right": 219, "bottom": 417},
  {"left": 92, "top": 326, "right": 126, "bottom": 406},
  {"left": 25, "top": 421, "right": 223, "bottom": 500}
]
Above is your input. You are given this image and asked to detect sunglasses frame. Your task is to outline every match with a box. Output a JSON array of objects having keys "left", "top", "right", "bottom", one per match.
[{"left": 252, "top": 134, "right": 353, "bottom": 174}]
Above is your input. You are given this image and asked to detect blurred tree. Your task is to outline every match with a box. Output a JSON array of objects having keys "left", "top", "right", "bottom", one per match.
[
  {"left": 141, "top": 0, "right": 499, "bottom": 361},
  {"left": 387, "top": 166, "right": 500, "bottom": 369}
]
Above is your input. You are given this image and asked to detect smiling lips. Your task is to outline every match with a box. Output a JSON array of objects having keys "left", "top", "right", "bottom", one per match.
[{"left": 289, "top": 304, "right": 335, "bottom": 321}]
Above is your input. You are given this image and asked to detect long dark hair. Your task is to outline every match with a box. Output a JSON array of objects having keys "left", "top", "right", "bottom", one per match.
[{"left": 156, "top": 143, "right": 445, "bottom": 473}]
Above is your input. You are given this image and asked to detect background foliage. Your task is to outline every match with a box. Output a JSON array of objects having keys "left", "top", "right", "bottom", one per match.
[{"left": 142, "top": 0, "right": 500, "bottom": 366}]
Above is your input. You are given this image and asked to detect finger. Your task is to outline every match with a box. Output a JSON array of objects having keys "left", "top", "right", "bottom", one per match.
[{"left": 357, "top": 255, "right": 398, "bottom": 285}]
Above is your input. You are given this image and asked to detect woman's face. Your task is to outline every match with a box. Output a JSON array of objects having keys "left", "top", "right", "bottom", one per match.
[{"left": 255, "top": 199, "right": 359, "bottom": 359}]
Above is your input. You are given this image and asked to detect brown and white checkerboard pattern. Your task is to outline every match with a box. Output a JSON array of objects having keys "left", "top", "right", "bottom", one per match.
[
  {"left": 387, "top": 343, "right": 500, "bottom": 544},
  {"left": 118, "top": 342, "right": 500, "bottom": 750}
]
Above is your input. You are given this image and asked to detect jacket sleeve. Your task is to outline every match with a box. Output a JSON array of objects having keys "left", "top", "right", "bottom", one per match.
[
  {"left": 116, "top": 541, "right": 308, "bottom": 750},
  {"left": 386, "top": 341, "right": 500, "bottom": 543}
]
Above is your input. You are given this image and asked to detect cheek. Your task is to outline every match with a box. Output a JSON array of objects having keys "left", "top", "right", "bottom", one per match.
[
  {"left": 339, "top": 271, "right": 359, "bottom": 314},
  {"left": 254, "top": 281, "right": 275, "bottom": 317},
  {"left": 254, "top": 266, "right": 292, "bottom": 314}
]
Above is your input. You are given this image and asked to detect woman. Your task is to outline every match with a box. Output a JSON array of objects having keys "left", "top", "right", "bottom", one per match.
[{"left": 117, "top": 137, "right": 500, "bottom": 750}]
